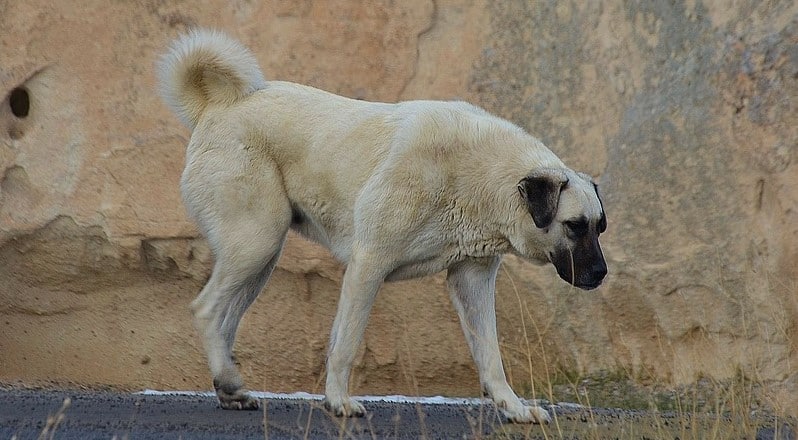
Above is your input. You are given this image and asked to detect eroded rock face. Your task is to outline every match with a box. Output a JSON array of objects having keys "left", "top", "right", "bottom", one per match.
[
  {"left": 1, "top": 0, "right": 796, "bottom": 414},
  {"left": 470, "top": 2, "right": 798, "bottom": 412}
]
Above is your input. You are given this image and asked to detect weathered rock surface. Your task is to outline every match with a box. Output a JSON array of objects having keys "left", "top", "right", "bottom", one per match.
[{"left": 1, "top": 0, "right": 796, "bottom": 416}]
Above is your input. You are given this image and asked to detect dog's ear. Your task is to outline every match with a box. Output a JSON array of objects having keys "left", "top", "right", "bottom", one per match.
[
  {"left": 593, "top": 182, "right": 607, "bottom": 233},
  {"left": 517, "top": 169, "right": 569, "bottom": 229}
]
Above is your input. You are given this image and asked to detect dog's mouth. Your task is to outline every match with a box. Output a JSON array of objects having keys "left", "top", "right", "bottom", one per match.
[
  {"left": 560, "top": 272, "right": 603, "bottom": 290},
  {"left": 574, "top": 280, "right": 602, "bottom": 290},
  {"left": 549, "top": 252, "right": 605, "bottom": 291}
]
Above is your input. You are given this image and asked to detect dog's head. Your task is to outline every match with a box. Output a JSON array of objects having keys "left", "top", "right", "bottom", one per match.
[{"left": 515, "top": 168, "right": 607, "bottom": 290}]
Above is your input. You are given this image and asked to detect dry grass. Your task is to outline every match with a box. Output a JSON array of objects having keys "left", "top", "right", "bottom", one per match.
[
  {"left": 484, "top": 265, "right": 795, "bottom": 440},
  {"left": 15, "top": 397, "right": 71, "bottom": 440}
]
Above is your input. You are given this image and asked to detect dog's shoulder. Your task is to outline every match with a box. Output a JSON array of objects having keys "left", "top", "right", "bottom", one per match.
[{"left": 389, "top": 100, "right": 542, "bottom": 167}]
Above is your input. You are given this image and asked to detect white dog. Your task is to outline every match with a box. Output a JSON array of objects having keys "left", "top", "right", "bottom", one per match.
[{"left": 157, "top": 29, "right": 607, "bottom": 424}]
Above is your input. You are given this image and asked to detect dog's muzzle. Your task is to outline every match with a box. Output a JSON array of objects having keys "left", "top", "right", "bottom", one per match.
[
  {"left": 573, "top": 261, "right": 607, "bottom": 290},
  {"left": 550, "top": 243, "right": 607, "bottom": 290}
]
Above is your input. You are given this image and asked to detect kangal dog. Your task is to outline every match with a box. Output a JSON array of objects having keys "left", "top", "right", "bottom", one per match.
[{"left": 157, "top": 30, "right": 607, "bottom": 424}]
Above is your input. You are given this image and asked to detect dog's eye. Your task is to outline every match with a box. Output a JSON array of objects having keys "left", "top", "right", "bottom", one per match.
[{"left": 563, "top": 220, "right": 588, "bottom": 236}]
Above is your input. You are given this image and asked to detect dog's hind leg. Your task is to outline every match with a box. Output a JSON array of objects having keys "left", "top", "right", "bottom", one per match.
[
  {"left": 446, "top": 257, "right": 551, "bottom": 424},
  {"left": 186, "top": 157, "right": 291, "bottom": 410}
]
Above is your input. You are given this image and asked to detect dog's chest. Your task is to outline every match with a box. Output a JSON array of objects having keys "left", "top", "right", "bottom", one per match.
[
  {"left": 384, "top": 253, "right": 459, "bottom": 281},
  {"left": 384, "top": 236, "right": 508, "bottom": 282}
]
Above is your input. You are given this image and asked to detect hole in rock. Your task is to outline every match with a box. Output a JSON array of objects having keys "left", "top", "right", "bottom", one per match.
[{"left": 9, "top": 87, "right": 30, "bottom": 118}]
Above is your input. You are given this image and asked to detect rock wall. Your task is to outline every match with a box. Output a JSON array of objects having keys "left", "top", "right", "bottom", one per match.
[{"left": 1, "top": 0, "right": 797, "bottom": 414}]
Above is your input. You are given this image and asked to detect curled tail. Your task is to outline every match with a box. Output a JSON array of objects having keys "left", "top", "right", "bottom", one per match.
[{"left": 157, "top": 29, "right": 266, "bottom": 129}]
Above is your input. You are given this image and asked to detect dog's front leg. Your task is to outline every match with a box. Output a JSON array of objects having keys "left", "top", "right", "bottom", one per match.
[
  {"left": 446, "top": 257, "right": 551, "bottom": 424},
  {"left": 323, "top": 250, "right": 386, "bottom": 417}
]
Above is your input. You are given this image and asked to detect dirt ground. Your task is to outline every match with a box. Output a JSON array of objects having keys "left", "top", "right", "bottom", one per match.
[{"left": 0, "top": 223, "right": 486, "bottom": 398}]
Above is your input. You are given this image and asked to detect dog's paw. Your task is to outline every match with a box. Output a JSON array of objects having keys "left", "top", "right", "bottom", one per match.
[
  {"left": 323, "top": 396, "right": 366, "bottom": 418},
  {"left": 216, "top": 388, "right": 260, "bottom": 410},
  {"left": 503, "top": 404, "right": 551, "bottom": 424}
]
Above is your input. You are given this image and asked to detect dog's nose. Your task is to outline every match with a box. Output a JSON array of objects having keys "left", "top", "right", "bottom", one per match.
[{"left": 592, "top": 261, "right": 607, "bottom": 281}]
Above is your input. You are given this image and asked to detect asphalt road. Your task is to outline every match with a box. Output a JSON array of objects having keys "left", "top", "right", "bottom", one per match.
[
  {"left": 1, "top": 388, "right": 505, "bottom": 439},
  {"left": 1, "top": 388, "right": 794, "bottom": 439}
]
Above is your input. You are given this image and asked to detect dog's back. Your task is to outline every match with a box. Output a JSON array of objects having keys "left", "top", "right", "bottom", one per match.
[{"left": 156, "top": 31, "right": 538, "bottom": 260}]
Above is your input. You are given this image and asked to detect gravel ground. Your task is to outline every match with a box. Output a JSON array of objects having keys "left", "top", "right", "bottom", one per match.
[{"left": 0, "top": 387, "right": 794, "bottom": 439}]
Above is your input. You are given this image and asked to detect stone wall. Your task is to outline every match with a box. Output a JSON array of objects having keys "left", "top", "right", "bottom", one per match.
[{"left": 1, "top": 0, "right": 796, "bottom": 414}]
